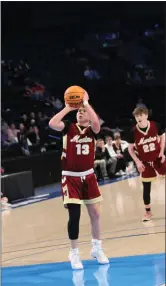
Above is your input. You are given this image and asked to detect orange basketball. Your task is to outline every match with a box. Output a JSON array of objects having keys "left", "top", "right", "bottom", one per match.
[{"left": 64, "top": 86, "right": 85, "bottom": 107}]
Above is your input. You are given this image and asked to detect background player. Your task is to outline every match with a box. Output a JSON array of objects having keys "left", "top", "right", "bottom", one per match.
[
  {"left": 128, "top": 106, "right": 165, "bottom": 221},
  {"left": 49, "top": 91, "right": 109, "bottom": 270}
]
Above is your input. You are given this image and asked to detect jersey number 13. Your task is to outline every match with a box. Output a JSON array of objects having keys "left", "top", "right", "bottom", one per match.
[{"left": 76, "top": 144, "right": 89, "bottom": 155}]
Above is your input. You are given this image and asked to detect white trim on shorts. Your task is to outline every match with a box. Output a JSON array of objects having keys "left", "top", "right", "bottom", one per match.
[{"left": 62, "top": 168, "right": 94, "bottom": 177}]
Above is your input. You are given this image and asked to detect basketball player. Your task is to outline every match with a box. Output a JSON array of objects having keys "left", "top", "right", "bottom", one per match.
[
  {"left": 49, "top": 91, "right": 109, "bottom": 270},
  {"left": 128, "top": 106, "right": 166, "bottom": 221}
]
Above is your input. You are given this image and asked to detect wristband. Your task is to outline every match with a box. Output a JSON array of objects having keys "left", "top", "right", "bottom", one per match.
[{"left": 83, "top": 100, "right": 89, "bottom": 106}]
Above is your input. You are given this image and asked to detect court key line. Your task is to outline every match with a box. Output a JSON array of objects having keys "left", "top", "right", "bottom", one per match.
[
  {"left": 2, "top": 224, "right": 165, "bottom": 254},
  {"left": 2, "top": 230, "right": 165, "bottom": 264}
]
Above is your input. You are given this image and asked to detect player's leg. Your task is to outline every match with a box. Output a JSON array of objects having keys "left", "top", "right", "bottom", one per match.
[
  {"left": 86, "top": 202, "right": 101, "bottom": 240},
  {"left": 67, "top": 204, "right": 81, "bottom": 249},
  {"left": 84, "top": 174, "right": 109, "bottom": 264},
  {"left": 142, "top": 181, "right": 152, "bottom": 221},
  {"left": 61, "top": 176, "right": 83, "bottom": 269},
  {"left": 86, "top": 203, "right": 109, "bottom": 264},
  {"left": 141, "top": 162, "right": 156, "bottom": 221},
  {"left": 67, "top": 203, "right": 83, "bottom": 269}
]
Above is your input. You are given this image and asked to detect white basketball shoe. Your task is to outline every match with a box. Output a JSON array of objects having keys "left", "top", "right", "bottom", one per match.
[
  {"left": 69, "top": 249, "right": 83, "bottom": 270},
  {"left": 90, "top": 239, "right": 109, "bottom": 264}
]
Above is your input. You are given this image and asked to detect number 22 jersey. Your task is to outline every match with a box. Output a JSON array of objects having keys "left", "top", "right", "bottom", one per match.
[
  {"left": 129, "top": 121, "right": 163, "bottom": 162},
  {"left": 61, "top": 121, "right": 96, "bottom": 172}
]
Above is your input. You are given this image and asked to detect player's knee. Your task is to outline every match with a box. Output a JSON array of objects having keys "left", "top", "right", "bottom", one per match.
[{"left": 68, "top": 214, "right": 80, "bottom": 240}]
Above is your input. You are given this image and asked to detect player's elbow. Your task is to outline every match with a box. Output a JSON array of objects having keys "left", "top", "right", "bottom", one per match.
[
  {"left": 92, "top": 122, "right": 100, "bottom": 134},
  {"left": 49, "top": 119, "right": 58, "bottom": 130}
]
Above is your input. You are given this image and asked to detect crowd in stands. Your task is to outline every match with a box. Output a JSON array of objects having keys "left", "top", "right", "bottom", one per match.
[
  {"left": 1, "top": 21, "right": 165, "bottom": 163},
  {"left": 94, "top": 133, "right": 135, "bottom": 181}
]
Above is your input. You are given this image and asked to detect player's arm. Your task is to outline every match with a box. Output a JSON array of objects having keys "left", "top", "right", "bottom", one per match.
[
  {"left": 83, "top": 91, "right": 100, "bottom": 134},
  {"left": 128, "top": 144, "right": 140, "bottom": 164},
  {"left": 128, "top": 129, "right": 145, "bottom": 173},
  {"left": 159, "top": 133, "right": 165, "bottom": 155},
  {"left": 49, "top": 105, "right": 76, "bottom": 131}
]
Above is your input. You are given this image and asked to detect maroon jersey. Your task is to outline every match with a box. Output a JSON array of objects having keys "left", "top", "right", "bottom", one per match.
[
  {"left": 62, "top": 123, "right": 95, "bottom": 172},
  {"left": 133, "top": 121, "right": 161, "bottom": 162}
]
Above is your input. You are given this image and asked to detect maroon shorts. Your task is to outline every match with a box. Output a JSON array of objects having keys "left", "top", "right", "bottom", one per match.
[
  {"left": 141, "top": 158, "right": 166, "bottom": 182},
  {"left": 61, "top": 173, "right": 102, "bottom": 205}
]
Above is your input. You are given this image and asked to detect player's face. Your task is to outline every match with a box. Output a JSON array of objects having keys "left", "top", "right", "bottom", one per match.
[
  {"left": 135, "top": 113, "right": 148, "bottom": 127},
  {"left": 77, "top": 107, "right": 90, "bottom": 124}
]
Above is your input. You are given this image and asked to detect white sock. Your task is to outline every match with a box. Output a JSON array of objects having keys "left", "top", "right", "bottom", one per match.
[
  {"left": 71, "top": 248, "right": 79, "bottom": 254},
  {"left": 92, "top": 239, "right": 102, "bottom": 246}
]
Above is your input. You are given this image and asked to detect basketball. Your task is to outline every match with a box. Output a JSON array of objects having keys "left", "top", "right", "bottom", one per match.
[{"left": 64, "top": 85, "right": 85, "bottom": 107}]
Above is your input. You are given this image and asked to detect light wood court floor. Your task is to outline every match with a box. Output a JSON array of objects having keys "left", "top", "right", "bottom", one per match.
[{"left": 2, "top": 176, "right": 165, "bottom": 267}]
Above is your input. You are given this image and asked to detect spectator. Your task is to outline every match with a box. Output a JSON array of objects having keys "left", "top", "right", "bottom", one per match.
[
  {"left": 21, "top": 113, "right": 29, "bottom": 129},
  {"left": 94, "top": 139, "right": 109, "bottom": 180},
  {"left": 7, "top": 123, "right": 19, "bottom": 143},
  {"left": 112, "top": 133, "right": 134, "bottom": 173},
  {"left": 28, "top": 126, "right": 40, "bottom": 144},
  {"left": 113, "top": 132, "right": 129, "bottom": 150},
  {"left": 17, "top": 123, "right": 30, "bottom": 156},
  {"left": 112, "top": 135, "right": 128, "bottom": 175},
  {"left": 31, "top": 82, "right": 45, "bottom": 100},
  {"left": 105, "top": 136, "right": 118, "bottom": 176},
  {"left": 30, "top": 112, "right": 38, "bottom": 127},
  {"left": 1, "top": 119, "right": 9, "bottom": 147},
  {"left": 50, "top": 96, "right": 63, "bottom": 110}
]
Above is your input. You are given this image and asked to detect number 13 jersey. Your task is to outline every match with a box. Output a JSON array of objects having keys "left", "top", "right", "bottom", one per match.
[
  {"left": 62, "top": 121, "right": 96, "bottom": 172},
  {"left": 133, "top": 121, "right": 161, "bottom": 162}
]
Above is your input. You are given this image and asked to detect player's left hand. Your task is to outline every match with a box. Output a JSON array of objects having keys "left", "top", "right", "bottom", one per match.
[
  {"left": 159, "top": 152, "right": 165, "bottom": 163},
  {"left": 83, "top": 90, "right": 89, "bottom": 102}
]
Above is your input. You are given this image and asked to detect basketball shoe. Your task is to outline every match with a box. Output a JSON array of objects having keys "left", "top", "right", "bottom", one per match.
[
  {"left": 69, "top": 249, "right": 83, "bottom": 270},
  {"left": 142, "top": 211, "right": 152, "bottom": 222},
  {"left": 90, "top": 239, "right": 109, "bottom": 264}
]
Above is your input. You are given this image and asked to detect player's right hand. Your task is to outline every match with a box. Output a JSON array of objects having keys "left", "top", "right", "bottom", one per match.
[
  {"left": 136, "top": 160, "right": 145, "bottom": 173},
  {"left": 65, "top": 103, "right": 79, "bottom": 111}
]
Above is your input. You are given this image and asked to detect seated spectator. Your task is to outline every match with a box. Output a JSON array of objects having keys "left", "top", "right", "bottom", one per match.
[
  {"left": 7, "top": 123, "right": 19, "bottom": 143},
  {"left": 113, "top": 133, "right": 134, "bottom": 173},
  {"left": 31, "top": 82, "right": 45, "bottom": 101},
  {"left": 105, "top": 136, "right": 118, "bottom": 176},
  {"left": 17, "top": 123, "right": 30, "bottom": 156},
  {"left": 94, "top": 139, "right": 109, "bottom": 180},
  {"left": 113, "top": 132, "right": 129, "bottom": 150},
  {"left": 28, "top": 126, "right": 40, "bottom": 145},
  {"left": 30, "top": 112, "right": 38, "bottom": 127},
  {"left": 112, "top": 135, "right": 128, "bottom": 175},
  {"left": 1, "top": 120, "right": 9, "bottom": 147},
  {"left": 49, "top": 96, "right": 63, "bottom": 110},
  {"left": 21, "top": 113, "right": 29, "bottom": 129}
]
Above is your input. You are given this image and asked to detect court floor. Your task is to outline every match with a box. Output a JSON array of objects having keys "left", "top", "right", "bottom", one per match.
[{"left": 2, "top": 175, "right": 165, "bottom": 286}]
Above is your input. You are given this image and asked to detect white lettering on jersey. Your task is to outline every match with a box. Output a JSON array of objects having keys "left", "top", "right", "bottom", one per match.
[
  {"left": 138, "top": 136, "right": 157, "bottom": 145},
  {"left": 70, "top": 135, "right": 92, "bottom": 143}
]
